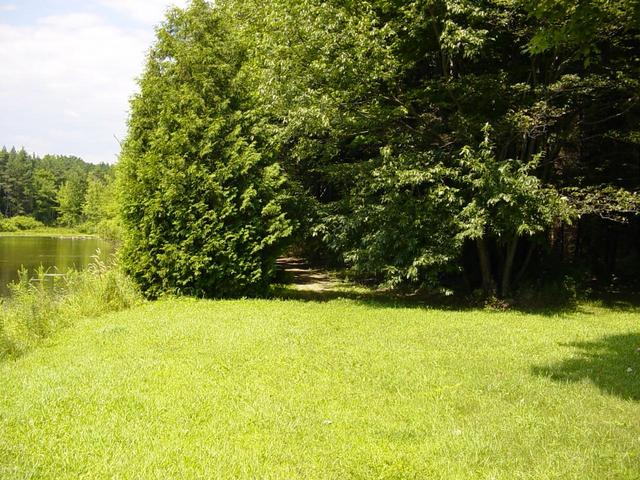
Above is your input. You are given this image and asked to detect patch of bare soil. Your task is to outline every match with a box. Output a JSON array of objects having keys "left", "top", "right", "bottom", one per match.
[{"left": 276, "top": 258, "right": 338, "bottom": 292}]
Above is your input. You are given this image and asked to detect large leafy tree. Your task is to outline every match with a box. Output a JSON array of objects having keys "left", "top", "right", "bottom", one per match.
[
  {"left": 457, "top": 127, "right": 572, "bottom": 296},
  {"left": 118, "top": 0, "right": 293, "bottom": 298},
  {"left": 119, "top": 0, "right": 638, "bottom": 297},
  {"left": 56, "top": 173, "right": 87, "bottom": 226},
  {"left": 32, "top": 168, "right": 58, "bottom": 224},
  {"left": 230, "top": 0, "right": 638, "bottom": 294}
]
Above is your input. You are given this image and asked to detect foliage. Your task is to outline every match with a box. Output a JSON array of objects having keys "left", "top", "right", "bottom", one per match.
[
  {"left": 525, "top": 0, "right": 640, "bottom": 58},
  {"left": 119, "top": 0, "right": 293, "bottom": 298},
  {"left": 57, "top": 173, "right": 87, "bottom": 226},
  {"left": 117, "top": 0, "right": 639, "bottom": 296},
  {"left": 117, "top": 2, "right": 293, "bottom": 297},
  {"left": 32, "top": 168, "right": 58, "bottom": 223},
  {"left": 564, "top": 186, "right": 640, "bottom": 223},
  {"left": 0, "top": 146, "right": 114, "bottom": 229},
  {"left": 217, "top": 0, "right": 639, "bottom": 295},
  {"left": 0, "top": 215, "right": 44, "bottom": 232},
  {"left": 84, "top": 172, "right": 122, "bottom": 240},
  {"left": 316, "top": 149, "right": 463, "bottom": 288},
  {"left": 457, "top": 126, "right": 572, "bottom": 241},
  {"left": 0, "top": 254, "right": 141, "bottom": 360}
]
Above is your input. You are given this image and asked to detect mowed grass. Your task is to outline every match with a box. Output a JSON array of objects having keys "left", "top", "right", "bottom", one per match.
[{"left": 0, "top": 298, "right": 639, "bottom": 479}]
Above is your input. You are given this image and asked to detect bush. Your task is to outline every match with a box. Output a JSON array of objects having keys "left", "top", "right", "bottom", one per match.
[
  {"left": 118, "top": 1, "right": 292, "bottom": 298},
  {"left": 513, "top": 276, "right": 581, "bottom": 310},
  {"left": 0, "top": 215, "right": 44, "bottom": 232},
  {"left": 93, "top": 218, "right": 122, "bottom": 242},
  {"left": 0, "top": 219, "right": 17, "bottom": 232},
  {"left": 0, "top": 255, "right": 141, "bottom": 360}
]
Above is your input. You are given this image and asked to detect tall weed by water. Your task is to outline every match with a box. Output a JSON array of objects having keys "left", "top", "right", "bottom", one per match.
[
  {"left": 0, "top": 252, "right": 141, "bottom": 359},
  {"left": 0, "top": 312, "right": 10, "bottom": 358}
]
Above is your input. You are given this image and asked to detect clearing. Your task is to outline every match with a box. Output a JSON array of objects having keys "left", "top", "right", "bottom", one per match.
[{"left": 1, "top": 297, "right": 639, "bottom": 479}]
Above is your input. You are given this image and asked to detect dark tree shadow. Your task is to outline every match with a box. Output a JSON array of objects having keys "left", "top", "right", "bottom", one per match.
[
  {"left": 271, "top": 258, "right": 640, "bottom": 315},
  {"left": 532, "top": 334, "right": 640, "bottom": 401},
  {"left": 269, "top": 283, "right": 492, "bottom": 312},
  {"left": 590, "top": 291, "right": 640, "bottom": 313},
  {"left": 269, "top": 281, "right": 595, "bottom": 314}
]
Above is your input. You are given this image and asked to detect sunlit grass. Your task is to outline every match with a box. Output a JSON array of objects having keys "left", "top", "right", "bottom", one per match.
[{"left": 1, "top": 298, "right": 639, "bottom": 479}]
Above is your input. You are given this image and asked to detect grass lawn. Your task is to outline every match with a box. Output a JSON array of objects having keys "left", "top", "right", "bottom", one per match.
[{"left": 0, "top": 297, "right": 638, "bottom": 479}]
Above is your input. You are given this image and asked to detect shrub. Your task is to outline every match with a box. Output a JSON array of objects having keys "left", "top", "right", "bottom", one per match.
[
  {"left": 0, "top": 218, "right": 17, "bottom": 232},
  {"left": 118, "top": 1, "right": 292, "bottom": 298},
  {"left": 0, "top": 215, "right": 44, "bottom": 232},
  {"left": 93, "top": 218, "right": 122, "bottom": 242}
]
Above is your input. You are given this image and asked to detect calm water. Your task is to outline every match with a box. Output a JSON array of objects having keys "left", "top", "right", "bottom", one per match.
[{"left": 0, "top": 236, "right": 114, "bottom": 296}]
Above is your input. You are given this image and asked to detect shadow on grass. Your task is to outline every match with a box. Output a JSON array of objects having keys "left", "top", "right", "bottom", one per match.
[
  {"left": 272, "top": 259, "right": 640, "bottom": 315},
  {"left": 269, "top": 284, "right": 475, "bottom": 310},
  {"left": 532, "top": 333, "right": 640, "bottom": 401},
  {"left": 589, "top": 291, "right": 640, "bottom": 313},
  {"left": 269, "top": 281, "right": 587, "bottom": 315},
  {"left": 270, "top": 282, "right": 640, "bottom": 317}
]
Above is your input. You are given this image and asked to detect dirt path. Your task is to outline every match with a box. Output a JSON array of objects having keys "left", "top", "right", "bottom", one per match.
[{"left": 276, "top": 257, "right": 337, "bottom": 292}]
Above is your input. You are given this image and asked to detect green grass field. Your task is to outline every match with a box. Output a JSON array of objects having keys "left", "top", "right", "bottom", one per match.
[{"left": 1, "top": 297, "right": 639, "bottom": 479}]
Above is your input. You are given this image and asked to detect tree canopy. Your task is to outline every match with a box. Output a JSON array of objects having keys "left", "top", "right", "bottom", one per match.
[
  {"left": 119, "top": 0, "right": 640, "bottom": 298},
  {"left": 118, "top": 1, "right": 293, "bottom": 298},
  {"left": 0, "top": 147, "right": 114, "bottom": 229}
]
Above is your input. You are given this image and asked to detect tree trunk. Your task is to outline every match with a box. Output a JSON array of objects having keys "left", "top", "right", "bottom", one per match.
[
  {"left": 501, "top": 234, "right": 519, "bottom": 298},
  {"left": 515, "top": 240, "right": 535, "bottom": 285},
  {"left": 476, "top": 237, "right": 495, "bottom": 295}
]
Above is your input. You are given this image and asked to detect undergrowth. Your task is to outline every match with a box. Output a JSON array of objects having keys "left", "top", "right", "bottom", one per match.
[
  {"left": 0, "top": 252, "right": 141, "bottom": 360},
  {"left": 0, "top": 215, "right": 44, "bottom": 232}
]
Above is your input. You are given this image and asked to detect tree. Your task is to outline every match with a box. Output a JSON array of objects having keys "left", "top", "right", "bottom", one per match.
[
  {"left": 0, "top": 147, "right": 113, "bottom": 225},
  {"left": 118, "top": 0, "right": 293, "bottom": 298},
  {"left": 457, "top": 126, "right": 572, "bottom": 297},
  {"left": 32, "top": 168, "right": 58, "bottom": 224},
  {"left": 57, "top": 173, "right": 87, "bottom": 226},
  {"left": 118, "top": 0, "right": 639, "bottom": 297},
  {"left": 83, "top": 174, "right": 109, "bottom": 225},
  {"left": 83, "top": 172, "right": 122, "bottom": 239},
  {"left": 1, "top": 148, "right": 34, "bottom": 216},
  {"left": 236, "top": 0, "right": 639, "bottom": 295}
]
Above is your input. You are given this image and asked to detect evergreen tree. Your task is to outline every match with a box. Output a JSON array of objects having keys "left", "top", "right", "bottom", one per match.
[
  {"left": 0, "top": 147, "right": 114, "bottom": 227},
  {"left": 1, "top": 148, "right": 34, "bottom": 216},
  {"left": 118, "top": 0, "right": 293, "bottom": 298}
]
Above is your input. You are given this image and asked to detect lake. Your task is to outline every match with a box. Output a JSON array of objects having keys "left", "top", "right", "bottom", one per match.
[{"left": 0, "top": 236, "right": 115, "bottom": 297}]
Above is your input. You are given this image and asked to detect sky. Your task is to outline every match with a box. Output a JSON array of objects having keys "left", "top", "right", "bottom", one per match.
[{"left": 0, "top": 0, "right": 188, "bottom": 164}]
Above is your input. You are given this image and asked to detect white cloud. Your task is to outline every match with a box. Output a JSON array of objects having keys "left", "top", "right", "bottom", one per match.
[
  {"left": 0, "top": 4, "right": 17, "bottom": 13},
  {"left": 100, "top": 0, "right": 189, "bottom": 25},
  {"left": 0, "top": 12, "right": 154, "bottom": 163},
  {"left": 0, "top": 1, "right": 192, "bottom": 163}
]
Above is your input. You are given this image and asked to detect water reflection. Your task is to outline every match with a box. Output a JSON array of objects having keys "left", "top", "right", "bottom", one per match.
[{"left": 0, "top": 236, "right": 114, "bottom": 296}]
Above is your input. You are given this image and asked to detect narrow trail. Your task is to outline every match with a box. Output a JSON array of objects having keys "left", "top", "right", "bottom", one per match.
[{"left": 276, "top": 257, "right": 337, "bottom": 292}]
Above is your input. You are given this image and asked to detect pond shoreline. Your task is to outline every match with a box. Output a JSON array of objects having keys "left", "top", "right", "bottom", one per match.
[
  {"left": 0, "top": 229, "right": 99, "bottom": 240},
  {"left": 0, "top": 234, "right": 116, "bottom": 297}
]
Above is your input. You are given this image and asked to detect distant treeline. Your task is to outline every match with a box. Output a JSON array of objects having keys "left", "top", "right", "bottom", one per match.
[{"left": 0, "top": 147, "right": 117, "bottom": 233}]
